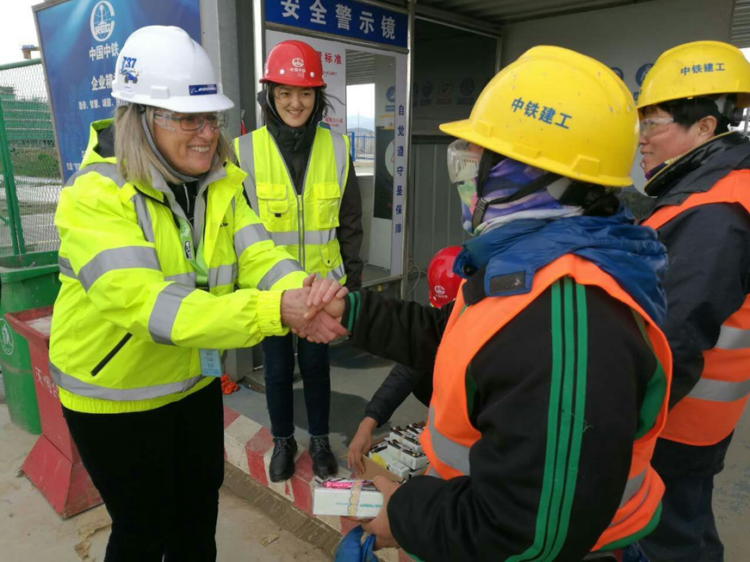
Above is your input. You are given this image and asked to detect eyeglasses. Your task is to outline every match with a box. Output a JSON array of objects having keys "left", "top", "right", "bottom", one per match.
[
  {"left": 154, "top": 111, "right": 226, "bottom": 132},
  {"left": 639, "top": 117, "right": 675, "bottom": 139},
  {"left": 447, "top": 139, "right": 484, "bottom": 183}
]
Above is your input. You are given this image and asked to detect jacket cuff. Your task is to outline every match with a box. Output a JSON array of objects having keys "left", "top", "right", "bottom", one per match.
[
  {"left": 256, "top": 290, "right": 288, "bottom": 337},
  {"left": 269, "top": 270, "right": 307, "bottom": 292}
]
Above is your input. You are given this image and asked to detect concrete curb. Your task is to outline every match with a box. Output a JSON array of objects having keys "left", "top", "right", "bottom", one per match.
[{"left": 223, "top": 406, "right": 409, "bottom": 562}]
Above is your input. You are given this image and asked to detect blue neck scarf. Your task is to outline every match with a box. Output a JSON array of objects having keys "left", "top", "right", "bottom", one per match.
[{"left": 454, "top": 207, "right": 668, "bottom": 326}]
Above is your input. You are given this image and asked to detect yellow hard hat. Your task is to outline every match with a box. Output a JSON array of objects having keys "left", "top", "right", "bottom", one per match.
[
  {"left": 637, "top": 41, "right": 750, "bottom": 109},
  {"left": 439, "top": 46, "right": 638, "bottom": 188}
]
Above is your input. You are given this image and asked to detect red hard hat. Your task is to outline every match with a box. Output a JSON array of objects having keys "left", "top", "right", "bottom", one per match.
[
  {"left": 428, "top": 246, "right": 462, "bottom": 308},
  {"left": 261, "top": 40, "right": 325, "bottom": 88}
]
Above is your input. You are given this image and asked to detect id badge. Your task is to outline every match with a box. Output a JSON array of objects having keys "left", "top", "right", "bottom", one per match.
[{"left": 199, "top": 349, "right": 222, "bottom": 377}]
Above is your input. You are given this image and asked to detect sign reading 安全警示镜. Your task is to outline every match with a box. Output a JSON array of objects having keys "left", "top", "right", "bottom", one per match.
[
  {"left": 265, "top": 0, "right": 408, "bottom": 50},
  {"left": 34, "top": 0, "right": 201, "bottom": 183}
]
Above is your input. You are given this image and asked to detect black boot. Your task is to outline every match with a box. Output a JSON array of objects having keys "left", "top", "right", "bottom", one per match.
[
  {"left": 310, "top": 435, "right": 338, "bottom": 479},
  {"left": 269, "top": 436, "right": 297, "bottom": 482}
]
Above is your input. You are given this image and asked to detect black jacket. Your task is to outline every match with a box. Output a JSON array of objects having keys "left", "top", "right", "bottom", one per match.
[
  {"left": 364, "top": 364, "right": 432, "bottom": 426},
  {"left": 262, "top": 101, "right": 364, "bottom": 290},
  {"left": 643, "top": 133, "right": 750, "bottom": 408},
  {"left": 339, "top": 275, "right": 658, "bottom": 561}
]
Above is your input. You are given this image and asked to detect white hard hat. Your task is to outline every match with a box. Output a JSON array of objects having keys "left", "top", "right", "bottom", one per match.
[{"left": 111, "top": 26, "right": 233, "bottom": 113}]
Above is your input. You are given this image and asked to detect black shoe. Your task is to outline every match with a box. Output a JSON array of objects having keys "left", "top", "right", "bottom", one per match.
[
  {"left": 269, "top": 436, "right": 297, "bottom": 482},
  {"left": 310, "top": 435, "right": 338, "bottom": 479}
]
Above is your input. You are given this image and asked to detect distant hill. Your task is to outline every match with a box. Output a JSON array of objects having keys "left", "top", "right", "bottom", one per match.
[
  {"left": 346, "top": 115, "right": 374, "bottom": 132},
  {"left": 347, "top": 126, "right": 375, "bottom": 136}
]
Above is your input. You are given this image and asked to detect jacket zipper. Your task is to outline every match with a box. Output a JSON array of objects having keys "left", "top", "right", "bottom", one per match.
[
  {"left": 91, "top": 333, "right": 132, "bottom": 377},
  {"left": 298, "top": 193, "right": 305, "bottom": 269}
]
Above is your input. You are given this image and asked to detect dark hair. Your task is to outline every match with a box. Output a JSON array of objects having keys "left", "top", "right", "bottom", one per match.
[
  {"left": 260, "top": 83, "right": 334, "bottom": 126},
  {"left": 654, "top": 97, "right": 732, "bottom": 136}
]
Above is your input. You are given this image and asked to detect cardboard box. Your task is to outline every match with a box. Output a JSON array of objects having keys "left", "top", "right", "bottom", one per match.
[{"left": 312, "top": 479, "right": 383, "bottom": 518}]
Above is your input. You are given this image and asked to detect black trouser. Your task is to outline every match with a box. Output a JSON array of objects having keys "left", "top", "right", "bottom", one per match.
[
  {"left": 63, "top": 379, "right": 224, "bottom": 562},
  {"left": 640, "top": 433, "right": 734, "bottom": 562}
]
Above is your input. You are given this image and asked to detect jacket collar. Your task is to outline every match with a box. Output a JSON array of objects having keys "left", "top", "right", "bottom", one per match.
[{"left": 643, "top": 132, "right": 750, "bottom": 215}]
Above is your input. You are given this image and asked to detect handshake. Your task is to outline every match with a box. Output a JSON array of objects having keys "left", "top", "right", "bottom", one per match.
[{"left": 279, "top": 274, "right": 350, "bottom": 344}]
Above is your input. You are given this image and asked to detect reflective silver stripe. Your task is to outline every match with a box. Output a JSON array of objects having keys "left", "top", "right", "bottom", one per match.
[
  {"left": 611, "top": 482, "right": 651, "bottom": 527},
  {"left": 327, "top": 262, "right": 346, "bottom": 282},
  {"left": 715, "top": 325, "right": 750, "bottom": 350},
  {"left": 165, "top": 272, "right": 196, "bottom": 286},
  {"left": 234, "top": 223, "right": 271, "bottom": 257},
  {"left": 687, "top": 378, "right": 750, "bottom": 402},
  {"left": 78, "top": 246, "right": 160, "bottom": 292},
  {"left": 427, "top": 406, "right": 471, "bottom": 475},
  {"left": 149, "top": 284, "right": 195, "bottom": 344},
  {"left": 618, "top": 468, "right": 646, "bottom": 509},
  {"left": 65, "top": 162, "right": 126, "bottom": 188},
  {"left": 331, "top": 132, "right": 347, "bottom": 193},
  {"left": 58, "top": 256, "right": 76, "bottom": 279},
  {"left": 305, "top": 229, "right": 337, "bottom": 245},
  {"left": 50, "top": 362, "right": 204, "bottom": 401},
  {"left": 209, "top": 263, "right": 237, "bottom": 288},
  {"left": 270, "top": 231, "right": 300, "bottom": 246},
  {"left": 237, "top": 134, "right": 259, "bottom": 214},
  {"left": 257, "top": 258, "right": 303, "bottom": 290},
  {"left": 131, "top": 193, "right": 155, "bottom": 244}
]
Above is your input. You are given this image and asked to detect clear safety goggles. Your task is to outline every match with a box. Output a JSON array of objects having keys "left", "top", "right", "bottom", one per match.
[
  {"left": 154, "top": 111, "right": 226, "bottom": 132},
  {"left": 447, "top": 139, "right": 484, "bottom": 183},
  {"left": 639, "top": 117, "right": 674, "bottom": 139}
]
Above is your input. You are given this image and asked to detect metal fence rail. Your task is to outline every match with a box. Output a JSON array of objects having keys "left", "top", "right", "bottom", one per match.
[
  {"left": 348, "top": 131, "right": 375, "bottom": 162},
  {"left": 0, "top": 59, "right": 62, "bottom": 256}
]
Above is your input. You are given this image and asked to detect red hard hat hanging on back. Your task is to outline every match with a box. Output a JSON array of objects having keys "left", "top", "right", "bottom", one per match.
[
  {"left": 261, "top": 40, "right": 325, "bottom": 88},
  {"left": 428, "top": 246, "right": 463, "bottom": 308}
]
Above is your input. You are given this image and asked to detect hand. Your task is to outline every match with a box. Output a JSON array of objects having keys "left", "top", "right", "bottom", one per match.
[
  {"left": 295, "top": 310, "right": 348, "bottom": 343},
  {"left": 348, "top": 417, "right": 377, "bottom": 475},
  {"left": 361, "top": 476, "right": 400, "bottom": 550},
  {"left": 305, "top": 274, "right": 349, "bottom": 310}
]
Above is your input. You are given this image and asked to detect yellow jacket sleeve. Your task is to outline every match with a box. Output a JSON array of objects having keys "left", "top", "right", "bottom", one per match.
[{"left": 55, "top": 171, "right": 293, "bottom": 349}]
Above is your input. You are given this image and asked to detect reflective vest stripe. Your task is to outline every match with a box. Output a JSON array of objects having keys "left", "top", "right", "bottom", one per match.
[
  {"left": 58, "top": 256, "right": 75, "bottom": 278},
  {"left": 234, "top": 223, "right": 270, "bottom": 257},
  {"left": 328, "top": 262, "right": 346, "bottom": 282},
  {"left": 50, "top": 362, "right": 204, "bottom": 401},
  {"left": 715, "top": 325, "right": 750, "bottom": 350},
  {"left": 208, "top": 263, "right": 237, "bottom": 288},
  {"left": 165, "top": 272, "right": 196, "bottom": 286},
  {"left": 426, "top": 406, "right": 471, "bottom": 475},
  {"left": 688, "top": 377, "right": 750, "bottom": 402},
  {"left": 236, "top": 134, "right": 259, "bottom": 213},
  {"left": 66, "top": 162, "right": 126, "bottom": 188},
  {"left": 148, "top": 284, "right": 195, "bottom": 345},
  {"left": 618, "top": 469, "right": 646, "bottom": 509},
  {"left": 132, "top": 193, "right": 155, "bottom": 243},
  {"left": 257, "top": 258, "right": 302, "bottom": 291},
  {"left": 270, "top": 228, "right": 338, "bottom": 247},
  {"left": 79, "top": 246, "right": 160, "bottom": 291},
  {"left": 331, "top": 131, "right": 347, "bottom": 191}
]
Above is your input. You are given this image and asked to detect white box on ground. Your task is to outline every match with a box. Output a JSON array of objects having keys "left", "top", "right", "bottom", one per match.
[{"left": 312, "top": 479, "right": 384, "bottom": 518}]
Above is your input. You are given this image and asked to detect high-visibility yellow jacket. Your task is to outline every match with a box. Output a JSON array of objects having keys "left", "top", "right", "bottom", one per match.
[
  {"left": 234, "top": 126, "right": 349, "bottom": 283},
  {"left": 50, "top": 119, "right": 307, "bottom": 414}
]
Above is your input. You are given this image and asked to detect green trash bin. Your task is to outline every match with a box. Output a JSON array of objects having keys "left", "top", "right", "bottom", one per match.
[{"left": 0, "top": 251, "right": 61, "bottom": 434}]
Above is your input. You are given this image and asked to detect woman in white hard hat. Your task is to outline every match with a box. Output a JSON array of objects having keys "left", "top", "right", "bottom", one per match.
[
  {"left": 234, "top": 40, "right": 363, "bottom": 484},
  {"left": 50, "top": 26, "right": 346, "bottom": 561}
]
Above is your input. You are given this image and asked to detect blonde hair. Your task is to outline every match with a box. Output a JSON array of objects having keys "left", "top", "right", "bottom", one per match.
[{"left": 113, "top": 104, "right": 235, "bottom": 185}]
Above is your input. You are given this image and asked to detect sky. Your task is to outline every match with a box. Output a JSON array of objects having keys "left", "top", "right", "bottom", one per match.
[
  {"left": 0, "top": 0, "right": 40, "bottom": 65},
  {"left": 346, "top": 83, "right": 375, "bottom": 122}
]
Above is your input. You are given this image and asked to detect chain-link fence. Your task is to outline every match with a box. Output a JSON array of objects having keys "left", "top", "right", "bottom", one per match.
[{"left": 0, "top": 59, "right": 62, "bottom": 256}]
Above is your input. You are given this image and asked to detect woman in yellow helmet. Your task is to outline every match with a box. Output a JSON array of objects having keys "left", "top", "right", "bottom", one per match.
[
  {"left": 636, "top": 41, "right": 750, "bottom": 562},
  {"left": 310, "top": 46, "right": 671, "bottom": 561}
]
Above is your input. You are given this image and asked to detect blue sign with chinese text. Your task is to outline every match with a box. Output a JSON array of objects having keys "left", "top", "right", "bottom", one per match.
[
  {"left": 265, "top": 0, "right": 408, "bottom": 49},
  {"left": 36, "top": 0, "right": 201, "bottom": 182}
]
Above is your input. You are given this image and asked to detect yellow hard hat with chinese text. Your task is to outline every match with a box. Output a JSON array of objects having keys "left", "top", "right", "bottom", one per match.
[
  {"left": 439, "top": 46, "right": 638, "bottom": 187},
  {"left": 637, "top": 41, "right": 750, "bottom": 109}
]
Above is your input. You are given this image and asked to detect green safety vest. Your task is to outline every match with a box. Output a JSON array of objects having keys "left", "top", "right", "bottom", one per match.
[{"left": 234, "top": 126, "right": 350, "bottom": 283}]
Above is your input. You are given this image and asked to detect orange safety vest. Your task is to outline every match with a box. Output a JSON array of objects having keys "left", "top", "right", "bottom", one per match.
[
  {"left": 420, "top": 254, "right": 672, "bottom": 552},
  {"left": 642, "top": 170, "right": 750, "bottom": 446}
]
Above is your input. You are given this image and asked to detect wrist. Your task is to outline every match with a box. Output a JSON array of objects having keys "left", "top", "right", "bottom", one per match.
[{"left": 361, "top": 416, "right": 379, "bottom": 431}]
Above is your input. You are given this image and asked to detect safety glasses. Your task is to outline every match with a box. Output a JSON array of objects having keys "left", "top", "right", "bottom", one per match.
[
  {"left": 639, "top": 117, "right": 675, "bottom": 139},
  {"left": 447, "top": 139, "right": 484, "bottom": 183},
  {"left": 154, "top": 111, "right": 226, "bottom": 132}
]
